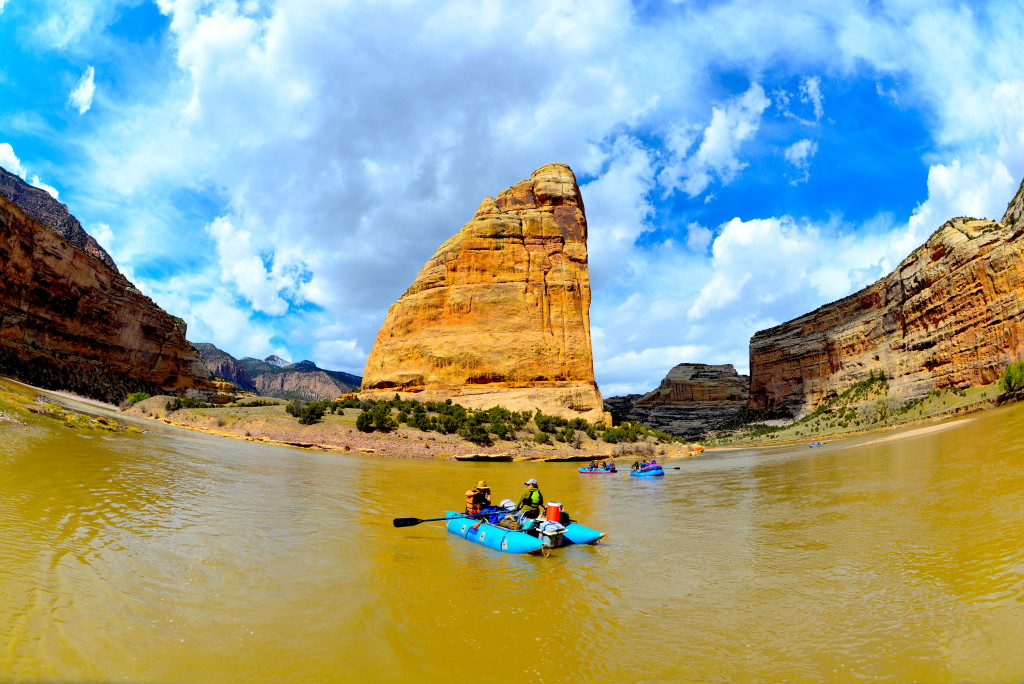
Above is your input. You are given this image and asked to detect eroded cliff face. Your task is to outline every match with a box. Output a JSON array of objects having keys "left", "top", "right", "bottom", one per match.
[
  {"left": 0, "top": 171, "right": 213, "bottom": 404},
  {"left": 608, "top": 364, "right": 749, "bottom": 439},
  {"left": 361, "top": 163, "right": 605, "bottom": 422},
  {"left": 194, "top": 342, "right": 258, "bottom": 392},
  {"left": 749, "top": 178, "right": 1024, "bottom": 417}
]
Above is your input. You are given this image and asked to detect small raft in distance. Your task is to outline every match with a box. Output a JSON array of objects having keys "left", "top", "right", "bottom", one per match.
[
  {"left": 629, "top": 467, "right": 665, "bottom": 478},
  {"left": 578, "top": 465, "right": 616, "bottom": 474}
]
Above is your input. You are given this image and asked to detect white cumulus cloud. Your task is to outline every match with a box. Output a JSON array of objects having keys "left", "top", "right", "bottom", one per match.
[{"left": 68, "top": 66, "right": 95, "bottom": 114}]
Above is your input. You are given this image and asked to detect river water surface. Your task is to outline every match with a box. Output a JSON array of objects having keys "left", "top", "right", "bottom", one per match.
[{"left": 2, "top": 398, "right": 1024, "bottom": 682}]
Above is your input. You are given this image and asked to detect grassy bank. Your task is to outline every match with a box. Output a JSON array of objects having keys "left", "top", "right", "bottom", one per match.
[
  {"left": 0, "top": 377, "right": 140, "bottom": 433},
  {"left": 704, "top": 376, "right": 1005, "bottom": 448}
]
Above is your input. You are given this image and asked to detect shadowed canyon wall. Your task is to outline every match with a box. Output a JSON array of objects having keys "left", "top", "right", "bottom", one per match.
[
  {"left": 361, "top": 163, "right": 605, "bottom": 422},
  {"left": 0, "top": 166, "right": 213, "bottom": 404},
  {"left": 748, "top": 177, "right": 1024, "bottom": 417}
]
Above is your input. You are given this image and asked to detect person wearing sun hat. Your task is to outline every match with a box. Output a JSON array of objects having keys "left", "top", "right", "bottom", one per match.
[
  {"left": 464, "top": 480, "right": 492, "bottom": 516},
  {"left": 515, "top": 478, "right": 544, "bottom": 519}
]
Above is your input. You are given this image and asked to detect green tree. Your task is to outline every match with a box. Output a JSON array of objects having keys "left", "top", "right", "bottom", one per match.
[
  {"left": 356, "top": 411, "right": 374, "bottom": 432},
  {"left": 299, "top": 402, "right": 326, "bottom": 425},
  {"left": 1000, "top": 361, "right": 1024, "bottom": 395},
  {"left": 459, "top": 423, "right": 492, "bottom": 446}
]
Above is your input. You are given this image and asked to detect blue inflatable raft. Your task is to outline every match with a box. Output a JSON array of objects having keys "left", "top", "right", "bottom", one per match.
[
  {"left": 578, "top": 466, "right": 616, "bottom": 474},
  {"left": 444, "top": 510, "right": 605, "bottom": 554},
  {"left": 445, "top": 511, "right": 543, "bottom": 553},
  {"left": 629, "top": 467, "right": 665, "bottom": 478}
]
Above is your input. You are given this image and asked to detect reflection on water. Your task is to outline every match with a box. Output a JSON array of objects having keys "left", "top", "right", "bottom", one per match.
[{"left": 2, "top": 401, "right": 1024, "bottom": 682}]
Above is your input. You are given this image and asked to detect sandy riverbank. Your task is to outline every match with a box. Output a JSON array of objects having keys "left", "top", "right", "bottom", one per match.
[{"left": 121, "top": 395, "right": 704, "bottom": 462}]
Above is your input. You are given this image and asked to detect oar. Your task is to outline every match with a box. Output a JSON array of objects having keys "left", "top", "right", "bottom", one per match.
[{"left": 393, "top": 512, "right": 496, "bottom": 528}]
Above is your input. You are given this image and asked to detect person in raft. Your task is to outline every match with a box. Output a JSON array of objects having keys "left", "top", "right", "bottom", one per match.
[
  {"left": 465, "top": 481, "right": 491, "bottom": 516},
  {"left": 516, "top": 478, "right": 544, "bottom": 519}
]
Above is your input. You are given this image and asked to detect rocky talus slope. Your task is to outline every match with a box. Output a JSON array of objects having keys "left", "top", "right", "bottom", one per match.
[
  {"left": 748, "top": 177, "right": 1024, "bottom": 417},
  {"left": 361, "top": 163, "right": 606, "bottom": 423},
  {"left": 0, "top": 166, "right": 213, "bottom": 404},
  {"left": 610, "top": 364, "right": 750, "bottom": 440}
]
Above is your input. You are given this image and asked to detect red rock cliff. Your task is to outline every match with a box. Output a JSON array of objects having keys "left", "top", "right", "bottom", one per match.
[
  {"left": 748, "top": 177, "right": 1024, "bottom": 416},
  {"left": 0, "top": 169, "right": 213, "bottom": 404},
  {"left": 361, "top": 163, "right": 605, "bottom": 422}
]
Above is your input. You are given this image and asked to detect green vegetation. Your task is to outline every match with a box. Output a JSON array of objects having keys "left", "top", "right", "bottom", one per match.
[
  {"left": 706, "top": 368, "right": 1003, "bottom": 447},
  {"left": 277, "top": 393, "right": 681, "bottom": 447},
  {"left": 165, "top": 396, "right": 216, "bottom": 411},
  {"left": 126, "top": 392, "right": 151, "bottom": 405},
  {"left": 234, "top": 399, "right": 278, "bottom": 408},
  {"left": 1000, "top": 360, "right": 1024, "bottom": 396}
]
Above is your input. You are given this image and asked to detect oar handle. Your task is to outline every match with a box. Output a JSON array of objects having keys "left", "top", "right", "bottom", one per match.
[{"left": 392, "top": 512, "right": 496, "bottom": 528}]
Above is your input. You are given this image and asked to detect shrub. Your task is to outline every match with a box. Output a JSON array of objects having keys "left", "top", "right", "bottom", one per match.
[
  {"left": 371, "top": 404, "right": 397, "bottom": 432},
  {"left": 234, "top": 399, "right": 277, "bottom": 408},
  {"left": 356, "top": 411, "right": 374, "bottom": 432},
  {"left": 534, "top": 431, "right": 552, "bottom": 445},
  {"left": 459, "top": 423, "right": 492, "bottom": 446},
  {"left": 299, "top": 403, "right": 326, "bottom": 425},
  {"left": 165, "top": 396, "right": 214, "bottom": 411},
  {"left": 126, "top": 392, "right": 150, "bottom": 406},
  {"left": 1000, "top": 361, "right": 1024, "bottom": 395}
]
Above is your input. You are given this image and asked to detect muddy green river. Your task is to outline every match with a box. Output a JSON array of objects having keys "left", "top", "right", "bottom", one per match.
[{"left": 2, "top": 397, "right": 1024, "bottom": 683}]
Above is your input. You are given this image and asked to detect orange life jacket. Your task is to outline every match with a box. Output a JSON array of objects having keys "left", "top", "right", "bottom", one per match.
[{"left": 465, "top": 488, "right": 489, "bottom": 515}]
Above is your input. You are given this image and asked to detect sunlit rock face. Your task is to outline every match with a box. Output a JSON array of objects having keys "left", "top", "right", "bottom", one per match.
[
  {"left": 361, "top": 163, "right": 605, "bottom": 423},
  {"left": 748, "top": 177, "right": 1024, "bottom": 417},
  {"left": 0, "top": 166, "right": 213, "bottom": 404},
  {"left": 615, "top": 363, "right": 750, "bottom": 439}
]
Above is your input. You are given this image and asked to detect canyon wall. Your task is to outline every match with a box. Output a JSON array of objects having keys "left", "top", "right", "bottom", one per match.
[
  {"left": 361, "top": 163, "right": 605, "bottom": 423},
  {"left": 748, "top": 178, "right": 1024, "bottom": 417},
  {"left": 0, "top": 167, "right": 213, "bottom": 404},
  {"left": 606, "top": 364, "right": 749, "bottom": 439}
]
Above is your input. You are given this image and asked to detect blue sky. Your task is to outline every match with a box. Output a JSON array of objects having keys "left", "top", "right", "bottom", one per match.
[{"left": 2, "top": 0, "right": 1023, "bottom": 396}]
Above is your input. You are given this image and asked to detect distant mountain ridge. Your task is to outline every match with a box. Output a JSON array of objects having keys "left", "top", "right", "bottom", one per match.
[{"left": 194, "top": 343, "right": 361, "bottom": 401}]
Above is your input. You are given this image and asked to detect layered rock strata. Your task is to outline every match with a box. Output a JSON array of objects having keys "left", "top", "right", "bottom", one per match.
[
  {"left": 361, "top": 163, "right": 605, "bottom": 423},
  {"left": 607, "top": 364, "right": 750, "bottom": 439},
  {"left": 193, "top": 342, "right": 258, "bottom": 392},
  {"left": 748, "top": 178, "right": 1024, "bottom": 417},
  {"left": 246, "top": 360, "right": 360, "bottom": 402},
  {"left": 194, "top": 343, "right": 361, "bottom": 401},
  {"left": 1, "top": 166, "right": 118, "bottom": 272},
  {"left": 0, "top": 167, "right": 213, "bottom": 404}
]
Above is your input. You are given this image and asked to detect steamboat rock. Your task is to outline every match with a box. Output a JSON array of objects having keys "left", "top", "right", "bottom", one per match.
[
  {"left": 608, "top": 364, "right": 749, "bottom": 439},
  {"left": 0, "top": 165, "right": 213, "bottom": 404},
  {"left": 748, "top": 177, "right": 1024, "bottom": 417},
  {"left": 361, "top": 163, "right": 605, "bottom": 422}
]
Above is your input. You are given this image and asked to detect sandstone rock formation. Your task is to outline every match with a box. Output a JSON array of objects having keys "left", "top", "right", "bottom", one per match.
[
  {"left": 361, "top": 163, "right": 605, "bottom": 423},
  {"left": 748, "top": 177, "right": 1024, "bottom": 417},
  {"left": 605, "top": 364, "right": 750, "bottom": 439},
  {"left": 0, "top": 166, "right": 213, "bottom": 404},
  {"left": 1, "top": 166, "right": 117, "bottom": 272}
]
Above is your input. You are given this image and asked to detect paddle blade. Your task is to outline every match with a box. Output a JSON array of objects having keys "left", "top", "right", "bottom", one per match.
[{"left": 393, "top": 517, "right": 423, "bottom": 528}]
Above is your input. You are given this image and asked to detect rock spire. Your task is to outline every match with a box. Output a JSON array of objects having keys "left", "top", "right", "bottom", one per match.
[{"left": 361, "top": 163, "right": 605, "bottom": 423}]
